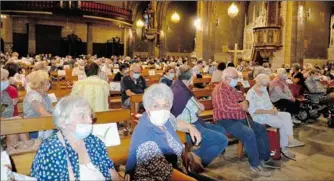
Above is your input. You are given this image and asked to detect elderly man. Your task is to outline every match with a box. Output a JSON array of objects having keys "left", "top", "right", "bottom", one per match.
[
  {"left": 71, "top": 62, "right": 110, "bottom": 112},
  {"left": 212, "top": 67, "right": 279, "bottom": 177},
  {"left": 171, "top": 65, "right": 228, "bottom": 171},
  {"left": 120, "top": 63, "right": 147, "bottom": 108}
]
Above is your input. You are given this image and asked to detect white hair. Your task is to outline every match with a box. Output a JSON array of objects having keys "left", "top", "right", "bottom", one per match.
[
  {"left": 143, "top": 83, "right": 174, "bottom": 111},
  {"left": 53, "top": 95, "right": 91, "bottom": 129},
  {"left": 255, "top": 74, "right": 270, "bottom": 85},
  {"left": 276, "top": 68, "right": 287, "bottom": 76}
]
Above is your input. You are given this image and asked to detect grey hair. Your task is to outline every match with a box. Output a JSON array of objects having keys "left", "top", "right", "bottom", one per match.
[
  {"left": 292, "top": 63, "right": 300, "bottom": 71},
  {"left": 178, "top": 65, "right": 193, "bottom": 80},
  {"left": 253, "top": 66, "right": 266, "bottom": 78},
  {"left": 53, "top": 95, "right": 91, "bottom": 128},
  {"left": 276, "top": 68, "right": 287, "bottom": 76},
  {"left": 255, "top": 74, "right": 270, "bottom": 85},
  {"left": 143, "top": 83, "right": 174, "bottom": 111}
]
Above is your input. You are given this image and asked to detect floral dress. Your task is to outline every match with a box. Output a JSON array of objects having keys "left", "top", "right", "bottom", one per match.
[{"left": 31, "top": 133, "right": 115, "bottom": 181}]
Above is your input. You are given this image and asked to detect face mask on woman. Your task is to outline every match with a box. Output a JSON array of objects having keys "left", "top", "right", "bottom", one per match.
[
  {"left": 281, "top": 74, "right": 288, "bottom": 80},
  {"left": 149, "top": 110, "right": 170, "bottom": 127},
  {"left": 73, "top": 124, "right": 93, "bottom": 140},
  {"left": 0, "top": 80, "right": 9, "bottom": 91},
  {"left": 259, "top": 86, "right": 267, "bottom": 93}
]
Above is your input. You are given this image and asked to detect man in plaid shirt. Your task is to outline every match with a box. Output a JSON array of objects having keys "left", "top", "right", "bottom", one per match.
[{"left": 212, "top": 67, "right": 280, "bottom": 177}]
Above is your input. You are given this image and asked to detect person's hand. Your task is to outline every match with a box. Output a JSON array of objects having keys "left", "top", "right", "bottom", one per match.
[
  {"left": 271, "top": 107, "right": 278, "bottom": 115},
  {"left": 240, "top": 101, "right": 249, "bottom": 112},
  {"left": 188, "top": 125, "right": 201, "bottom": 145},
  {"left": 198, "top": 103, "right": 205, "bottom": 111}
]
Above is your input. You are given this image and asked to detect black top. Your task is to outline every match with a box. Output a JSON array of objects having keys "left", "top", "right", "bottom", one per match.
[
  {"left": 113, "top": 72, "right": 123, "bottom": 81},
  {"left": 120, "top": 75, "right": 147, "bottom": 102},
  {"left": 292, "top": 72, "right": 305, "bottom": 86}
]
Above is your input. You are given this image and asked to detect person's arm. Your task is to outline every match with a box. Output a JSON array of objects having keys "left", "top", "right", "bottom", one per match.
[
  {"left": 31, "top": 101, "right": 52, "bottom": 117},
  {"left": 273, "top": 86, "right": 292, "bottom": 100},
  {"left": 175, "top": 119, "right": 201, "bottom": 145}
]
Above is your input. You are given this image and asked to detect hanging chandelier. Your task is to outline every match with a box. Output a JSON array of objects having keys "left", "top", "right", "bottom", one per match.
[
  {"left": 228, "top": 3, "right": 239, "bottom": 18},
  {"left": 171, "top": 12, "right": 180, "bottom": 23},
  {"left": 62, "top": 19, "right": 73, "bottom": 36},
  {"left": 136, "top": 19, "right": 144, "bottom": 28}
]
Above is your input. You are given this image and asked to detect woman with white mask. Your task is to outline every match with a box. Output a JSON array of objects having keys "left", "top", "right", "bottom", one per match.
[
  {"left": 31, "top": 95, "right": 121, "bottom": 181},
  {"left": 246, "top": 74, "right": 305, "bottom": 160},
  {"left": 159, "top": 65, "right": 176, "bottom": 87},
  {"left": 126, "top": 83, "right": 202, "bottom": 180}
]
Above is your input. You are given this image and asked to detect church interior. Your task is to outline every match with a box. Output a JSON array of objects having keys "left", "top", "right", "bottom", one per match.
[{"left": 1, "top": 1, "right": 334, "bottom": 181}]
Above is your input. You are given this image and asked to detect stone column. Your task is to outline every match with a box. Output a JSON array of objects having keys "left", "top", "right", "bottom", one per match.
[
  {"left": 194, "top": 1, "right": 204, "bottom": 58},
  {"left": 1, "top": 16, "right": 13, "bottom": 53},
  {"left": 123, "top": 28, "right": 127, "bottom": 56},
  {"left": 86, "top": 23, "right": 93, "bottom": 55},
  {"left": 28, "top": 21, "right": 36, "bottom": 55}
]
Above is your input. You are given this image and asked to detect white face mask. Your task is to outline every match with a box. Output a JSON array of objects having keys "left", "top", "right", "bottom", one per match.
[
  {"left": 229, "top": 78, "right": 238, "bottom": 87},
  {"left": 73, "top": 124, "right": 92, "bottom": 140},
  {"left": 149, "top": 110, "right": 170, "bottom": 127},
  {"left": 259, "top": 86, "right": 267, "bottom": 93},
  {"left": 168, "top": 73, "right": 175, "bottom": 80}
]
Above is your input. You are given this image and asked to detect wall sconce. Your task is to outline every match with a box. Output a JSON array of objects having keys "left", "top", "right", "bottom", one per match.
[
  {"left": 194, "top": 18, "right": 201, "bottom": 30},
  {"left": 228, "top": 3, "right": 239, "bottom": 18}
]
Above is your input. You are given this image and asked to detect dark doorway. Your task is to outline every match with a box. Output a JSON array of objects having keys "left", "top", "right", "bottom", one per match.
[
  {"left": 1, "top": 38, "right": 4, "bottom": 53},
  {"left": 61, "top": 34, "right": 86, "bottom": 57},
  {"left": 13, "top": 32, "right": 28, "bottom": 57},
  {"left": 35, "top": 24, "right": 61, "bottom": 55}
]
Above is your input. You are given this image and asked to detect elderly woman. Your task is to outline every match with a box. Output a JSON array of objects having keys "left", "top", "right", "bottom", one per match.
[
  {"left": 291, "top": 63, "right": 305, "bottom": 93},
  {"left": 1, "top": 68, "right": 30, "bottom": 149},
  {"left": 23, "top": 70, "right": 53, "bottom": 139},
  {"left": 171, "top": 66, "right": 228, "bottom": 170},
  {"left": 160, "top": 65, "right": 176, "bottom": 87},
  {"left": 302, "top": 63, "right": 313, "bottom": 78},
  {"left": 126, "top": 84, "right": 203, "bottom": 180},
  {"left": 269, "top": 68, "right": 301, "bottom": 124},
  {"left": 246, "top": 74, "right": 305, "bottom": 159},
  {"left": 31, "top": 96, "right": 120, "bottom": 180}
]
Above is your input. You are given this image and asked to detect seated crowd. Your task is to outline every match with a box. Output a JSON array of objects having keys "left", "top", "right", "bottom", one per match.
[{"left": 1, "top": 51, "right": 334, "bottom": 180}]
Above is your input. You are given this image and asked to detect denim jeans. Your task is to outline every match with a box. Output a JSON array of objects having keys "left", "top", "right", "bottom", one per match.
[
  {"left": 217, "top": 119, "right": 270, "bottom": 167},
  {"left": 187, "top": 118, "right": 228, "bottom": 167}
]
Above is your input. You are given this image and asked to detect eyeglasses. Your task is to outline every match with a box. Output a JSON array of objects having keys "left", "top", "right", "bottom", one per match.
[
  {"left": 151, "top": 103, "right": 170, "bottom": 110},
  {"left": 226, "top": 76, "right": 238, "bottom": 80}
]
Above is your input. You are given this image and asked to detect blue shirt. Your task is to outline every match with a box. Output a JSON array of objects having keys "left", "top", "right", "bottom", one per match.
[
  {"left": 31, "top": 133, "right": 115, "bottom": 181},
  {"left": 125, "top": 112, "right": 185, "bottom": 180},
  {"left": 159, "top": 75, "right": 173, "bottom": 87}
]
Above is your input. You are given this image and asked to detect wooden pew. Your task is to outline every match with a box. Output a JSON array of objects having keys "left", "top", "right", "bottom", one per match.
[{"left": 1, "top": 109, "right": 188, "bottom": 176}]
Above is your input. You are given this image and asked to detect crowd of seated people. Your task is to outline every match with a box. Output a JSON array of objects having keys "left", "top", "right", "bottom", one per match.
[{"left": 1, "top": 50, "right": 334, "bottom": 180}]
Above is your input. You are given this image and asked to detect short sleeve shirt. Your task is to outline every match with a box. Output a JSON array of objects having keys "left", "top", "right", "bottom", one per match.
[
  {"left": 120, "top": 75, "right": 147, "bottom": 102},
  {"left": 23, "top": 90, "right": 53, "bottom": 118}
]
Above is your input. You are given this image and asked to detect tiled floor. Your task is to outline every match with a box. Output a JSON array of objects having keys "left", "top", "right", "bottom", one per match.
[{"left": 203, "top": 119, "right": 334, "bottom": 181}]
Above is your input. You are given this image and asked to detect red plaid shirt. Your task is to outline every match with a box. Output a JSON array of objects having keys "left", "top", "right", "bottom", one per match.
[{"left": 212, "top": 82, "right": 246, "bottom": 121}]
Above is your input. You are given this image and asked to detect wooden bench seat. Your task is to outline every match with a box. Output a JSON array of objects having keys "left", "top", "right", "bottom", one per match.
[{"left": 1, "top": 109, "right": 187, "bottom": 175}]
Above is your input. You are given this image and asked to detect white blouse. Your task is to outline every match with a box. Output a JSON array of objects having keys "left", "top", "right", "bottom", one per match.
[{"left": 80, "top": 162, "right": 105, "bottom": 181}]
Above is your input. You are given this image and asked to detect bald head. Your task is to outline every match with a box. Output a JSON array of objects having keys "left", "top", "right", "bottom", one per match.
[
  {"left": 222, "top": 67, "right": 238, "bottom": 80},
  {"left": 130, "top": 63, "right": 142, "bottom": 79},
  {"left": 130, "top": 63, "right": 142, "bottom": 72}
]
